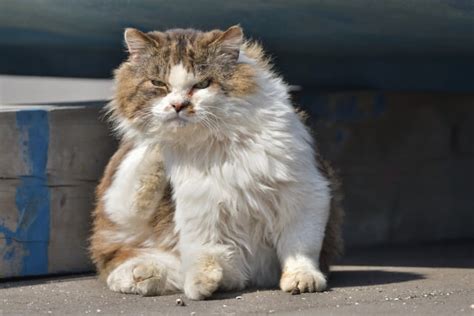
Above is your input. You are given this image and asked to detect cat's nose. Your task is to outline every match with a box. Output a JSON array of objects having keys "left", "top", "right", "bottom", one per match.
[{"left": 171, "top": 100, "right": 191, "bottom": 113}]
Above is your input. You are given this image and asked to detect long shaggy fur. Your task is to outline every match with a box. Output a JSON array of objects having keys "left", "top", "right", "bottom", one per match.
[{"left": 90, "top": 25, "right": 343, "bottom": 299}]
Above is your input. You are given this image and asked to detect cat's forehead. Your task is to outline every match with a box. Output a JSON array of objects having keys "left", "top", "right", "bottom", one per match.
[
  {"left": 148, "top": 29, "right": 216, "bottom": 67},
  {"left": 143, "top": 29, "right": 224, "bottom": 76}
]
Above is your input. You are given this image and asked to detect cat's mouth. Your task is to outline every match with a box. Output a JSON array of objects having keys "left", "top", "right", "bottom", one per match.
[{"left": 164, "top": 113, "right": 192, "bottom": 127}]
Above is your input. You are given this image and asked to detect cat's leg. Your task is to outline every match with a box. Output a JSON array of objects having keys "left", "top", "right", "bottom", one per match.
[
  {"left": 181, "top": 246, "right": 225, "bottom": 300},
  {"left": 106, "top": 248, "right": 182, "bottom": 296},
  {"left": 179, "top": 241, "right": 247, "bottom": 300},
  {"left": 276, "top": 194, "right": 330, "bottom": 294}
]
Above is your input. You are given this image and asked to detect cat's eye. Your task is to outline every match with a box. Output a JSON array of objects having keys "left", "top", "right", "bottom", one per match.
[
  {"left": 193, "top": 79, "right": 211, "bottom": 89},
  {"left": 150, "top": 79, "right": 167, "bottom": 88}
]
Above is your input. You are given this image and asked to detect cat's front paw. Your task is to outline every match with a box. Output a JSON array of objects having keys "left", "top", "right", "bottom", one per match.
[
  {"left": 184, "top": 256, "right": 223, "bottom": 300},
  {"left": 280, "top": 267, "right": 327, "bottom": 294},
  {"left": 107, "top": 260, "right": 167, "bottom": 296}
]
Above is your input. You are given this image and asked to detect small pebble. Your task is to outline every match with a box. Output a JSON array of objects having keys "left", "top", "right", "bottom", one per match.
[
  {"left": 470, "top": 304, "right": 474, "bottom": 309},
  {"left": 96, "top": 310, "right": 101, "bottom": 313},
  {"left": 236, "top": 296, "right": 243, "bottom": 300},
  {"left": 175, "top": 298, "right": 186, "bottom": 307},
  {"left": 190, "top": 312, "right": 196, "bottom": 316}
]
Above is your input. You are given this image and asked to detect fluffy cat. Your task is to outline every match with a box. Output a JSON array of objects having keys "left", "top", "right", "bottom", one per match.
[{"left": 90, "top": 25, "right": 343, "bottom": 300}]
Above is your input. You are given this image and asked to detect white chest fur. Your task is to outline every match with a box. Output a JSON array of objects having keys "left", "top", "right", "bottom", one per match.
[{"left": 162, "top": 110, "right": 331, "bottom": 287}]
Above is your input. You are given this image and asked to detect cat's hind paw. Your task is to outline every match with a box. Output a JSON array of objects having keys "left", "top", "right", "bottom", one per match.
[
  {"left": 280, "top": 268, "right": 327, "bottom": 294},
  {"left": 107, "top": 259, "right": 168, "bottom": 296}
]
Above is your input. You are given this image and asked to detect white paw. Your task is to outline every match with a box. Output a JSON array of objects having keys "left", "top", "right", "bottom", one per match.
[
  {"left": 280, "top": 267, "right": 327, "bottom": 293},
  {"left": 184, "top": 256, "right": 223, "bottom": 300},
  {"left": 107, "top": 259, "right": 167, "bottom": 296}
]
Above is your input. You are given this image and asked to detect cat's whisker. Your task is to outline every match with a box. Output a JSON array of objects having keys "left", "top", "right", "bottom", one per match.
[
  {"left": 199, "top": 116, "right": 220, "bottom": 135},
  {"left": 198, "top": 110, "right": 230, "bottom": 131},
  {"left": 204, "top": 114, "right": 227, "bottom": 134}
]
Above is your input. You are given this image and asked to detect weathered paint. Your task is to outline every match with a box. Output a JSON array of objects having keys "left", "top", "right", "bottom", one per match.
[
  {"left": 1, "top": 104, "right": 115, "bottom": 278},
  {"left": 0, "top": 111, "right": 50, "bottom": 276}
]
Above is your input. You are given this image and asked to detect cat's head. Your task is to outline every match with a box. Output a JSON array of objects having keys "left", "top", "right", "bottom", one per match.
[{"left": 109, "top": 26, "right": 267, "bottom": 143}]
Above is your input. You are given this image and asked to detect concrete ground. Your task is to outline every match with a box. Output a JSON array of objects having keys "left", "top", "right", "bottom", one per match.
[{"left": 1, "top": 241, "right": 473, "bottom": 315}]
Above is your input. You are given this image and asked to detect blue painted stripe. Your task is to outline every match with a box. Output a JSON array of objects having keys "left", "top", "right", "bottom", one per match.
[{"left": 11, "top": 110, "right": 50, "bottom": 275}]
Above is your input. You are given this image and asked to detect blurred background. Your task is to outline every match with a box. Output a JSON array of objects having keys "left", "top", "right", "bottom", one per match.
[{"left": 1, "top": 0, "right": 473, "bottom": 278}]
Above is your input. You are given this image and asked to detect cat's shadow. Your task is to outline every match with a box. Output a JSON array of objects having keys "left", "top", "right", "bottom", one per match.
[
  {"left": 209, "top": 269, "right": 424, "bottom": 300},
  {"left": 328, "top": 269, "right": 424, "bottom": 288}
]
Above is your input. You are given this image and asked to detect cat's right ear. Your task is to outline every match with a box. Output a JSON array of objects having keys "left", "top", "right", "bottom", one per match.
[
  {"left": 124, "top": 28, "right": 156, "bottom": 61},
  {"left": 212, "top": 25, "right": 243, "bottom": 61}
]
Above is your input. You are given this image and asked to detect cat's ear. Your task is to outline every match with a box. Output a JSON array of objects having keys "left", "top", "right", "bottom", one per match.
[
  {"left": 213, "top": 25, "right": 243, "bottom": 61},
  {"left": 124, "top": 28, "right": 156, "bottom": 60}
]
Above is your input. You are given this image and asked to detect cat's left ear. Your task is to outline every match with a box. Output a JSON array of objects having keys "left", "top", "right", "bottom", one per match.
[{"left": 213, "top": 25, "right": 243, "bottom": 61}]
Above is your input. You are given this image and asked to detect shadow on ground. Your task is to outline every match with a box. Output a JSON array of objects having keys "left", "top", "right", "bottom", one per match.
[
  {"left": 0, "top": 273, "right": 95, "bottom": 290},
  {"left": 329, "top": 269, "right": 424, "bottom": 288},
  {"left": 341, "top": 239, "right": 474, "bottom": 268}
]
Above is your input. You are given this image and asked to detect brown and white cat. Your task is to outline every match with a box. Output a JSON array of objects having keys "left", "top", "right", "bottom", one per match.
[{"left": 90, "top": 26, "right": 343, "bottom": 300}]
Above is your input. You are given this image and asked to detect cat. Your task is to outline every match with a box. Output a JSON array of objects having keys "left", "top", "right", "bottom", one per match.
[{"left": 90, "top": 25, "right": 343, "bottom": 300}]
